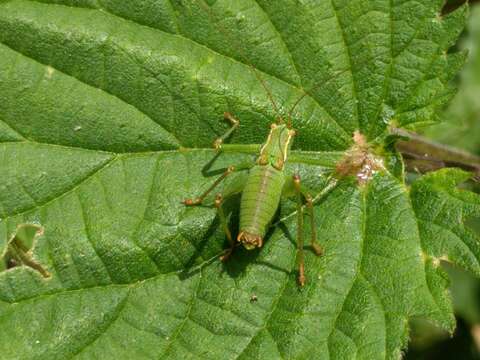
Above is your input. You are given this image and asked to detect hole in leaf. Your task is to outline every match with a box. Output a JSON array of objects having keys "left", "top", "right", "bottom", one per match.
[{"left": 1, "top": 224, "right": 50, "bottom": 278}]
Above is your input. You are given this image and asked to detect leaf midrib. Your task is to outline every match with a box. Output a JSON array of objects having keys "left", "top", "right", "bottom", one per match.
[{"left": 0, "top": 141, "right": 344, "bottom": 224}]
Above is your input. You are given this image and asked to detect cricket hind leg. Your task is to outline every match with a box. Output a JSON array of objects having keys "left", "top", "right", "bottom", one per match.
[
  {"left": 293, "top": 174, "right": 307, "bottom": 286},
  {"left": 305, "top": 193, "right": 323, "bottom": 256},
  {"left": 214, "top": 194, "right": 235, "bottom": 262},
  {"left": 292, "top": 174, "right": 328, "bottom": 286}
]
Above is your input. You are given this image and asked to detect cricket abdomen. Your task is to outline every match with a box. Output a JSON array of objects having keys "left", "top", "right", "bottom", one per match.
[{"left": 238, "top": 164, "right": 285, "bottom": 248}]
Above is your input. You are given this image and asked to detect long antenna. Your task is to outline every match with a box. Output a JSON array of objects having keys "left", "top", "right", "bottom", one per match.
[
  {"left": 195, "top": 1, "right": 391, "bottom": 130},
  {"left": 195, "top": 0, "right": 284, "bottom": 123}
]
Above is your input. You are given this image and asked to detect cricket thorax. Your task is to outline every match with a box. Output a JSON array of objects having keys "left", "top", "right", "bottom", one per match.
[{"left": 257, "top": 123, "right": 295, "bottom": 170}]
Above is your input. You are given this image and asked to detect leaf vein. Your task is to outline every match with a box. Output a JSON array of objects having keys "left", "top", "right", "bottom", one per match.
[
  {"left": 69, "top": 289, "right": 131, "bottom": 358},
  {"left": 251, "top": 0, "right": 302, "bottom": 85},
  {"left": 329, "top": 0, "right": 360, "bottom": 129},
  {"left": 0, "top": 155, "right": 117, "bottom": 221},
  {"left": 76, "top": 191, "right": 115, "bottom": 283}
]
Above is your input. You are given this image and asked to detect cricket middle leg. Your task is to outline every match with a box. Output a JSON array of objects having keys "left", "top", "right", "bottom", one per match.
[
  {"left": 183, "top": 160, "right": 254, "bottom": 206},
  {"left": 183, "top": 163, "right": 253, "bottom": 261},
  {"left": 183, "top": 166, "right": 236, "bottom": 206}
]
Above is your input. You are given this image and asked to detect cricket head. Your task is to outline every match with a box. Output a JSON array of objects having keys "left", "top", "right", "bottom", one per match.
[
  {"left": 257, "top": 123, "right": 296, "bottom": 170},
  {"left": 237, "top": 231, "right": 263, "bottom": 250}
]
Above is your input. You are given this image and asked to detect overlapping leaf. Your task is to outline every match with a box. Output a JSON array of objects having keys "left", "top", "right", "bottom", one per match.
[{"left": 0, "top": 1, "right": 477, "bottom": 359}]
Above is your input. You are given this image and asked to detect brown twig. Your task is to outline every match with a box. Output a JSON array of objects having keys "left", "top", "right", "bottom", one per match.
[
  {"left": 442, "top": 0, "right": 480, "bottom": 15},
  {"left": 393, "top": 128, "right": 480, "bottom": 181}
]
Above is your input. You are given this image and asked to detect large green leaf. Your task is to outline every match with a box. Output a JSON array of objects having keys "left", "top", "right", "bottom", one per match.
[{"left": 0, "top": 1, "right": 477, "bottom": 359}]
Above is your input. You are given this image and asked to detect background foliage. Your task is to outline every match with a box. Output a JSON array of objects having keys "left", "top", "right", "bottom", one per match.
[{"left": 407, "top": 3, "right": 480, "bottom": 359}]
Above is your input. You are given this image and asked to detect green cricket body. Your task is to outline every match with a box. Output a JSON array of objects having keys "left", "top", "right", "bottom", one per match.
[{"left": 237, "top": 123, "right": 296, "bottom": 249}]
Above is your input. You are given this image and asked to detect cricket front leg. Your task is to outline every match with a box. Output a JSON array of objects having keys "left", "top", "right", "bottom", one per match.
[
  {"left": 213, "top": 112, "right": 240, "bottom": 150},
  {"left": 212, "top": 112, "right": 261, "bottom": 154}
]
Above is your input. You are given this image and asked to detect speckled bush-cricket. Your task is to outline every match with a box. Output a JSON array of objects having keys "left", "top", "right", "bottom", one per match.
[
  {"left": 184, "top": 111, "right": 338, "bottom": 286},
  {"left": 183, "top": 1, "right": 339, "bottom": 286}
]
